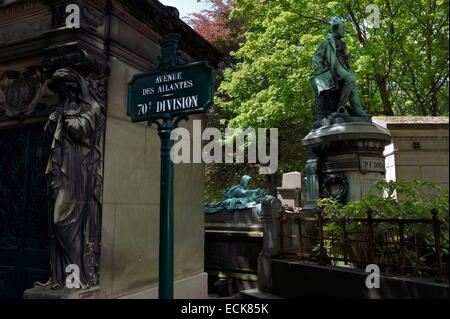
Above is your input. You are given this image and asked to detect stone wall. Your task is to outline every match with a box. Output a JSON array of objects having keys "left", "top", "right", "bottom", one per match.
[
  {"left": 269, "top": 259, "right": 449, "bottom": 299},
  {"left": 374, "top": 117, "right": 449, "bottom": 191},
  {"left": 96, "top": 3, "right": 218, "bottom": 297}
]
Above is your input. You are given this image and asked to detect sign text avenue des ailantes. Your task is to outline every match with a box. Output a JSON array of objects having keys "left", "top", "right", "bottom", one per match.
[{"left": 128, "top": 61, "right": 214, "bottom": 121}]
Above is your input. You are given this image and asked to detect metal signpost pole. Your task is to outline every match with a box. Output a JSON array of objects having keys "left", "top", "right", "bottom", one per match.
[{"left": 150, "top": 114, "right": 187, "bottom": 299}]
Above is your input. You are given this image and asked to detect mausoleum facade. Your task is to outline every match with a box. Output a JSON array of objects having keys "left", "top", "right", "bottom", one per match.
[{"left": 0, "top": 0, "right": 221, "bottom": 299}]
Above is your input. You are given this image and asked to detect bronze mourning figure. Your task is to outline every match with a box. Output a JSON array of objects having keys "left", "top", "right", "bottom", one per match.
[
  {"left": 311, "top": 17, "right": 370, "bottom": 128},
  {"left": 204, "top": 175, "right": 271, "bottom": 214},
  {"left": 38, "top": 68, "right": 105, "bottom": 290}
]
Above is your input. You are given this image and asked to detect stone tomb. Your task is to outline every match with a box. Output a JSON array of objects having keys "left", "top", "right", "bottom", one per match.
[
  {"left": 204, "top": 208, "right": 263, "bottom": 296},
  {"left": 374, "top": 116, "right": 449, "bottom": 190},
  {"left": 0, "top": 0, "right": 221, "bottom": 299}
]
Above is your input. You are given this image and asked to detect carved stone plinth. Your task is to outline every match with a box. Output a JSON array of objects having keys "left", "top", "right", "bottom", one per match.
[{"left": 302, "top": 121, "right": 391, "bottom": 209}]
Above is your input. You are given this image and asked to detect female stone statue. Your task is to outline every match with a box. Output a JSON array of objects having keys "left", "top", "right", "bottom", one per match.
[{"left": 39, "top": 68, "right": 104, "bottom": 289}]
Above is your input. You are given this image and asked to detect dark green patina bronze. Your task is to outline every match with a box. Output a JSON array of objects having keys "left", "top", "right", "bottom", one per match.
[
  {"left": 310, "top": 17, "right": 371, "bottom": 128},
  {"left": 128, "top": 34, "right": 214, "bottom": 299},
  {"left": 302, "top": 17, "right": 390, "bottom": 210},
  {"left": 204, "top": 175, "right": 272, "bottom": 215}
]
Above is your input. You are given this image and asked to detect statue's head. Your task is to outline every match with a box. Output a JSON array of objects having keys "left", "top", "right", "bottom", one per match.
[
  {"left": 239, "top": 175, "right": 252, "bottom": 189},
  {"left": 49, "top": 68, "right": 81, "bottom": 101},
  {"left": 48, "top": 68, "right": 93, "bottom": 115},
  {"left": 330, "top": 16, "right": 345, "bottom": 38}
]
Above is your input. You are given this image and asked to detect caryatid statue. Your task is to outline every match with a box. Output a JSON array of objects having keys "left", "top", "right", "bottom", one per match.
[
  {"left": 311, "top": 17, "right": 369, "bottom": 118},
  {"left": 38, "top": 68, "right": 105, "bottom": 290}
]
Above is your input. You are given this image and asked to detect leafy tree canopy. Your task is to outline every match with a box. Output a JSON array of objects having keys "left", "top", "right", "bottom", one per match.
[
  {"left": 219, "top": 0, "right": 449, "bottom": 132},
  {"left": 190, "top": 0, "right": 449, "bottom": 199}
]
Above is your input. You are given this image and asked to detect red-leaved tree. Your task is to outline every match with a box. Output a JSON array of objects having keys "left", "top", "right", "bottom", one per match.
[{"left": 186, "top": 0, "right": 242, "bottom": 54}]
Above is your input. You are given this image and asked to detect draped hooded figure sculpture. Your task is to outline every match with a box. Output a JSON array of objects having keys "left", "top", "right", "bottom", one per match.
[
  {"left": 205, "top": 175, "right": 271, "bottom": 214},
  {"left": 38, "top": 68, "right": 104, "bottom": 290}
]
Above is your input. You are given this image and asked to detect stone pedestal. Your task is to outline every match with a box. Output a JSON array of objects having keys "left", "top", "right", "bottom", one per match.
[{"left": 302, "top": 121, "right": 391, "bottom": 209}]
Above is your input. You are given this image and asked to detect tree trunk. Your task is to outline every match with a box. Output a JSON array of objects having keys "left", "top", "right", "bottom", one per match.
[
  {"left": 375, "top": 75, "right": 394, "bottom": 116},
  {"left": 430, "top": 81, "right": 438, "bottom": 115},
  {"left": 425, "top": 25, "right": 438, "bottom": 116}
]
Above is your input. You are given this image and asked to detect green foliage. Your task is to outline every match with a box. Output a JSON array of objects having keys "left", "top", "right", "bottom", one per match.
[
  {"left": 317, "top": 180, "right": 449, "bottom": 276},
  {"left": 220, "top": 0, "right": 449, "bottom": 127},
  {"left": 202, "top": 0, "right": 449, "bottom": 202},
  {"left": 318, "top": 179, "right": 449, "bottom": 220}
]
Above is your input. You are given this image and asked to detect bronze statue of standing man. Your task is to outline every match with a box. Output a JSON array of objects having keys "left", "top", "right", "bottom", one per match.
[{"left": 312, "top": 17, "right": 368, "bottom": 117}]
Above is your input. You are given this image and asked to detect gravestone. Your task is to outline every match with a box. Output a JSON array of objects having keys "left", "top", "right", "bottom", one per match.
[{"left": 277, "top": 171, "right": 302, "bottom": 208}]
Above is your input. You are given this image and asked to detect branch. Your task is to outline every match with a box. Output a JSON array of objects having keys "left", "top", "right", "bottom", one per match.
[{"left": 294, "top": 12, "right": 328, "bottom": 25}]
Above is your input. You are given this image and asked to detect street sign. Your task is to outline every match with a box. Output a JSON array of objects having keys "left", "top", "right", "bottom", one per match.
[
  {"left": 128, "top": 61, "right": 214, "bottom": 122},
  {"left": 127, "top": 33, "right": 215, "bottom": 300}
]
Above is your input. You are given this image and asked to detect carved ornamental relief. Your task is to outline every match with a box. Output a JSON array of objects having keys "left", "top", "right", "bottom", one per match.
[{"left": 0, "top": 66, "right": 55, "bottom": 121}]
